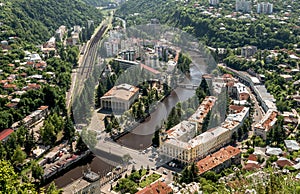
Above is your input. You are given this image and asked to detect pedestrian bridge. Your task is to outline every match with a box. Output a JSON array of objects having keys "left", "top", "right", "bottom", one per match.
[{"left": 177, "top": 83, "right": 198, "bottom": 89}]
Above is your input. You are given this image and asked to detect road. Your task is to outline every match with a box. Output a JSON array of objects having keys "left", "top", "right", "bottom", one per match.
[
  {"left": 247, "top": 87, "right": 264, "bottom": 133},
  {"left": 94, "top": 133, "right": 165, "bottom": 169}
]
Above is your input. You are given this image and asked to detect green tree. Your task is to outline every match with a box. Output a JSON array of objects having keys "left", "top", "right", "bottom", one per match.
[
  {"left": 64, "top": 116, "right": 75, "bottom": 140},
  {"left": 11, "top": 146, "right": 26, "bottom": 167},
  {"left": 0, "top": 160, "right": 37, "bottom": 193},
  {"left": 31, "top": 162, "right": 44, "bottom": 183},
  {"left": 46, "top": 182, "right": 62, "bottom": 194}
]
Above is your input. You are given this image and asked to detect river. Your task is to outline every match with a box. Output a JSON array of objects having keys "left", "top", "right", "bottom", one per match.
[{"left": 116, "top": 61, "right": 204, "bottom": 150}]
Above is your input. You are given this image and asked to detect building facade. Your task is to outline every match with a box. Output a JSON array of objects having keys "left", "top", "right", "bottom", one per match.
[
  {"left": 254, "top": 109, "right": 278, "bottom": 140},
  {"left": 236, "top": 0, "right": 252, "bottom": 13},
  {"left": 100, "top": 84, "right": 139, "bottom": 112},
  {"left": 257, "top": 2, "right": 273, "bottom": 14}
]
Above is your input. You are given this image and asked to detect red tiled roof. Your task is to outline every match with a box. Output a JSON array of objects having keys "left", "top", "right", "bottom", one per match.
[
  {"left": 197, "top": 146, "right": 241, "bottom": 174},
  {"left": 243, "top": 163, "right": 260, "bottom": 171},
  {"left": 5, "top": 103, "right": 18, "bottom": 108},
  {"left": 136, "top": 181, "right": 172, "bottom": 194},
  {"left": 3, "top": 84, "right": 17, "bottom": 89},
  {"left": 276, "top": 158, "right": 294, "bottom": 168},
  {"left": 247, "top": 154, "right": 258, "bottom": 162},
  {"left": 38, "top": 106, "right": 49, "bottom": 111},
  {"left": 141, "top": 64, "right": 160, "bottom": 75},
  {"left": 0, "top": 80, "right": 8, "bottom": 85},
  {"left": 229, "top": 105, "right": 245, "bottom": 113},
  {"left": 0, "top": 129, "right": 14, "bottom": 141}
]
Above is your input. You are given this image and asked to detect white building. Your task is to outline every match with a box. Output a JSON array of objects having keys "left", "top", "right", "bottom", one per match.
[
  {"left": 55, "top": 25, "right": 67, "bottom": 41},
  {"left": 100, "top": 84, "right": 139, "bottom": 112},
  {"left": 241, "top": 46, "right": 257, "bottom": 58},
  {"left": 257, "top": 2, "right": 273, "bottom": 14},
  {"left": 236, "top": 0, "right": 252, "bottom": 13},
  {"left": 160, "top": 107, "right": 249, "bottom": 164},
  {"left": 254, "top": 109, "right": 277, "bottom": 140},
  {"left": 105, "top": 41, "right": 119, "bottom": 57},
  {"left": 209, "top": 0, "right": 219, "bottom": 5}
]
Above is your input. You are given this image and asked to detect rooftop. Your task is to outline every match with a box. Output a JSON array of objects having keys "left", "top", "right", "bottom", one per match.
[
  {"left": 188, "top": 96, "right": 216, "bottom": 124},
  {"left": 0, "top": 129, "right": 14, "bottom": 141},
  {"left": 254, "top": 109, "right": 277, "bottom": 132},
  {"left": 197, "top": 146, "right": 241, "bottom": 174},
  {"left": 284, "top": 140, "right": 300, "bottom": 151},
  {"left": 136, "top": 181, "right": 172, "bottom": 194},
  {"left": 102, "top": 84, "right": 139, "bottom": 101}
]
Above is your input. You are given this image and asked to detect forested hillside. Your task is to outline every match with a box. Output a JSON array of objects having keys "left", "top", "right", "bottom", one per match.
[
  {"left": 115, "top": 0, "right": 300, "bottom": 49},
  {"left": 81, "top": 0, "right": 112, "bottom": 6},
  {"left": 0, "top": 0, "right": 102, "bottom": 43}
]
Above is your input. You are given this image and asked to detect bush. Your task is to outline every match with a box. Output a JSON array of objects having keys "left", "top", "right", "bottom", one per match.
[{"left": 247, "top": 148, "right": 254, "bottom": 154}]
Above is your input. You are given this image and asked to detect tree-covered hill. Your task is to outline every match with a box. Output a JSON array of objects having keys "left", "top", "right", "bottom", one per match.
[
  {"left": 0, "top": 0, "right": 102, "bottom": 43},
  {"left": 115, "top": 0, "right": 300, "bottom": 49},
  {"left": 81, "top": 0, "right": 113, "bottom": 6}
]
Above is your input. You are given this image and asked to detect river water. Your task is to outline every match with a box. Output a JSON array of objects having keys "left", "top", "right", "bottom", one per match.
[{"left": 116, "top": 61, "right": 204, "bottom": 150}]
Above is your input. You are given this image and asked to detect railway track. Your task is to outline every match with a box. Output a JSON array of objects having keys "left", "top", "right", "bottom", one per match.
[{"left": 80, "top": 25, "right": 108, "bottom": 79}]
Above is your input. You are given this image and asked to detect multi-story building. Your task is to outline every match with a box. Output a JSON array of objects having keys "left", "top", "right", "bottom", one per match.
[
  {"left": 119, "top": 49, "right": 136, "bottom": 61},
  {"left": 257, "top": 2, "right": 273, "bottom": 14},
  {"left": 188, "top": 96, "right": 217, "bottom": 132},
  {"left": 100, "top": 84, "right": 139, "bottom": 112},
  {"left": 241, "top": 46, "right": 257, "bottom": 58},
  {"left": 236, "top": 0, "right": 252, "bottom": 13},
  {"left": 232, "top": 83, "right": 250, "bottom": 101},
  {"left": 160, "top": 102, "right": 249, "bottom": 164},
  {"left": 209, "top": 0, "right": 219, "bottom": 5},
  {"left": 104, "top": 40, "right": 119, "bottom": 57},
  {"left": 197, "top": 146, "right": 241, "bottom": 175},
  {"left": 55, "top": 25, "right": 67, "bottom": 41},
  {"left": 254, "top": 109, "right": 278, "bottom": 140}
]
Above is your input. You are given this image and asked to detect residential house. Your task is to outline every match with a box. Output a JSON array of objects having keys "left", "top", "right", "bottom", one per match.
[
  {"left": 136, "top": 181, "right": 173, "bottom": 194},
  {"left": 284, "top": 140, "right": 300, "bottom": 152},
  {"left": 0, "top": 129, "right": 14, "bottom": 142}
]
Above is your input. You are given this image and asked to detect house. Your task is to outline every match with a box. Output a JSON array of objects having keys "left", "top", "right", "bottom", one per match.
[
  {"left": 0, "top": 129, "right": 14, "bottom": 142},
  {"left": 284, "top": 140, "right": 300, "bottom": 152},
  {"left": 243, "top": 163, "right": 261, "bottom": 171},
  {"left": 3, "top": 84, "right": 17, "bottom": 91},
  {"left": 22, "top": 83, "right": 41, "bottom": 91},
  {"left": 196, "top": 146, "right": 241, "bottom": 175},
  {"left": 100, "top": 84, "right": 139, "bottom": 112},
  {"left": 5, "top": 103, "right": 18, "bottom": 109},
  {"left": 266, "top": 146, "right": 282, "bottom": 156},
  {"left": 281, "top": 112, "right": 298, "bottom": 126},
  {"left": 280, "top": 74, "right": 293, "bottom": 82},
  {"left": 276, "top": 157, "right": 294, "bottom": 168},
  {"left": 136, "top": 181, "right": 172, "bottom": 194}
]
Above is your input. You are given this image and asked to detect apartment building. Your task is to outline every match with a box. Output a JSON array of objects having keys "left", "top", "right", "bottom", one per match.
[
  {"left": 188, "top": 96, "right": 217, "bottom": 132},
  {"left": 254, "top": 109, "right": 278, "bottom": 140},
  {"left": 257, "top": 2, "right": 273, "bottom": 14},
  {"left": 236, "top": 0, "right": 252, "bottom": 13},
  {"left": 197, "top": 146, "right": 241, "bottom": 175}
]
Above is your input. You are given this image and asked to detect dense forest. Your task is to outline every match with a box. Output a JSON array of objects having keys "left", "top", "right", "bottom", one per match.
[
  {"left": 0, "top": 0, "right": 102, "bottom": 43},
  {"left": 81, "top": 0, "right": 113, "bottom": 6},
  {"left": 115, "top": 0, "right": 300, "bottom": 49}
]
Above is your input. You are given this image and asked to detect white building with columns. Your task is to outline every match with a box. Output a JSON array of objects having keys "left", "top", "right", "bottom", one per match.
[{"left": 100, "top": 84, "right": 139, "bottom": 112}]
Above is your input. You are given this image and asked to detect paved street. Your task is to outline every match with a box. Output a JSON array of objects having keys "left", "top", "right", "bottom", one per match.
[{"left": 247, "top": 86, "right": 264, "bottom": 133}]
